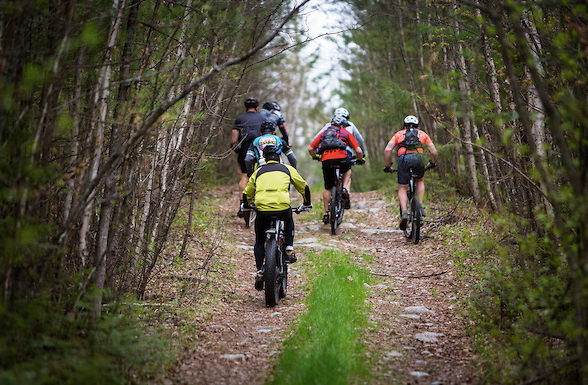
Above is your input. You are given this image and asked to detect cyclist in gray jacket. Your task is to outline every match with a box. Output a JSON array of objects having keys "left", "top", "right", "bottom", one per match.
[{"left": 311, "top": 107, "right": 366, "bottom": 209}]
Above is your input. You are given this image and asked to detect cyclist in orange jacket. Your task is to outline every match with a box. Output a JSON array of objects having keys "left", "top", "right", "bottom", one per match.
[{"left": 384, "top": 115, "right": 437, "bottom": 229}]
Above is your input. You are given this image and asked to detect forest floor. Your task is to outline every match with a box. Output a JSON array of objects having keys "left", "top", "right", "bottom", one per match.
[{"left": 147, "top": 184, "right": 482, "bottom": 384}]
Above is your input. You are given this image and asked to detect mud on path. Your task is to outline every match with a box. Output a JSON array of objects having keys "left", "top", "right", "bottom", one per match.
[{"left": 158, "top": 187, "right": 479, "bottom": 384}]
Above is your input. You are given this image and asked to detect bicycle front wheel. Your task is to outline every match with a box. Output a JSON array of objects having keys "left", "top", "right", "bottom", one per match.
[
  {"left": 330, "top": 186, "right": 339, "bottom": 235},
  {"left": 264, "top": 237, "right": 280, "bottom": 307},
  {"left": 411, "top": 195, "right": 422, "bottom": 244}
]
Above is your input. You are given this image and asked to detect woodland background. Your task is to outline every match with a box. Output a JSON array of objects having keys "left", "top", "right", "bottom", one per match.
[{"left": 1, "top": 0, "right": 587, "bottom": 383}]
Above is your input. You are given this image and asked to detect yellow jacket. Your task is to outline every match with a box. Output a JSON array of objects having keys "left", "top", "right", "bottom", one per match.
[{"left": 244, "top": 161, "right": 310, "bottom": 211}]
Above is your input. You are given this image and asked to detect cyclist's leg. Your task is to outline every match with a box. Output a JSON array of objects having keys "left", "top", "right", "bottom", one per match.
[
  {"left": 254, "top": 212, "right": 271, "bottom": 271},
  {"left": 398, "top": 184, "right": 409, "bottom": 212}
]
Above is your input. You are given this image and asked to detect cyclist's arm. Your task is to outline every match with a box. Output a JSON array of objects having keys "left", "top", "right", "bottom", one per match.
[
  {"left": 349, "top": 122, "right": 367, "bottom": 155},
  {"left": 278, "top": 123, "right": 289, "bottom": 144},
  {"left": 286, "top": 151, "right": 297, "bottom": 169},
  {"left": 289, "top": 167, "right": 312, "bottom": 205},
  {"left": 307, "top": 136, "right": 321, "bottom": 158},
  {"left": 384, "top": 140, "right": 396, "bottom": 168},
  {"left": 348, "top": 134, "right": 363, "bottom": 161},
  {"left": 243, "top": 174, "right": 256, "bottom": 205},
  {"left": 231, "top": 128, "right": 240, "bottom": 147},
  {"left": 427, "top": 141, "right": 438, "bottom": 163}
]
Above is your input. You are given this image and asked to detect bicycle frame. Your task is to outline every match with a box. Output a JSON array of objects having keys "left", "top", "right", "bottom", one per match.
[
  {"left": 388, "top": 163, "right": 434, "bottom": 245},
  {"left": 246, "top": 204, "right": 311, "bottom": 307}
]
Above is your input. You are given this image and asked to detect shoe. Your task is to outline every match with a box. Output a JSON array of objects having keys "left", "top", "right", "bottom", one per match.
[
  {"left": 342, "top": 188, "right": 350, "bottom": 209},
  {"left": 399, "top": 210, "right": 409, "bottom": 230},
  {"left": 322, "top": 212, "right": 329, "bottom": 224},
  {"left": 285, "top": 248, "right": 297, "bottom": 263},
  {"left": 421, "top": 205, "right": 427, "bottom": 217},
  {"left": 237, "top": 201, "right": 244, "bottom": 218},
  {"left": 255, "top": 270, "right": 264, "bottom": 291}
]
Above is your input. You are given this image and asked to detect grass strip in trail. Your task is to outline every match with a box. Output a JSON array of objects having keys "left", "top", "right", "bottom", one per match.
[{"left": 269, "top": 249, "right": 372, "bottom": 385}]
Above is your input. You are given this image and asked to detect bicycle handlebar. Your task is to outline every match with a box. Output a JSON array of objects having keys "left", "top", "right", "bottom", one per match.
[
  {"left": 242, "top": 203, "right": 312, "bottom": 214},
  {"left": 383, "top": 162, "right": 436, "bottom": 174},
  {"left": 312, "top": 155, "right": 365, "bottom": 165}
]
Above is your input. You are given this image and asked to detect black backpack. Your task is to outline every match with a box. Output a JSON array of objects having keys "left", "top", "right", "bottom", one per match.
[
  {"left": 401, "top": 127, "right": 420, "bottom": 151},
  {"left": 317, "top": 126, "right": 347, "bottom": 154}
]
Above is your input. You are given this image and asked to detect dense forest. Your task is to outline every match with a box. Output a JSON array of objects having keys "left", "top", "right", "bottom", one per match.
[{"left": 1, "top": 0, "right": 587, "bottom": 383}]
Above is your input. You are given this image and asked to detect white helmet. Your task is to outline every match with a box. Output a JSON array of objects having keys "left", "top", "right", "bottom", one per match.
[
  {"left": 403, "top": 115, "right": 419, "bottom": 126},
  {"left": 334, "top": 107, "right": 350, "bottom": 120}
]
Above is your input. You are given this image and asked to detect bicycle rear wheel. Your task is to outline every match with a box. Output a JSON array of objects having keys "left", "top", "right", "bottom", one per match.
[
  {"left": 279, "top": 263, "right": 287, "bottom": 299},
  {"left": 330, "top": 186, "right": 339, "bottom": 235},
  {"left": 411, "top": 195, "right": 422, "bottom": 244},
  {"left": 264, "top": 237, "right": 280, "bottom": 307}
]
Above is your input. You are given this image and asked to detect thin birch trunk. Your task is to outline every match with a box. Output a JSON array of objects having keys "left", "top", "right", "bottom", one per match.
[{"left": 91, "top": 0, "right": 127, "bottom": 319}]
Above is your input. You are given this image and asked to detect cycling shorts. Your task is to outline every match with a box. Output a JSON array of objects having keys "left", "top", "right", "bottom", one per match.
[
  {"left": 322, "top": 158, "right": 352, "bottom": 190},
  {"left": 397, "top": 153, "right": 425, "bottom": 185},
  {"left": 237, "top": 142, "right": 252, "bottom": 173}
]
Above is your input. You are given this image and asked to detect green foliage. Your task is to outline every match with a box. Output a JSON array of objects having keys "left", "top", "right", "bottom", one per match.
[
  {"left": 462, "top": 210, "right": 582, "bottom": 383},
  {"left": 270, "top": 250, "right": 372, "bottom": 385},
  {"left": 0, "top": 296, "right": 172, "bottom": 385}
]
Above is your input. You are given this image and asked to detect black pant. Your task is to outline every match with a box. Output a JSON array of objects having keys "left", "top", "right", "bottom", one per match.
[{"left": 254, "top": 209, "right": 293, "bottom": 271}]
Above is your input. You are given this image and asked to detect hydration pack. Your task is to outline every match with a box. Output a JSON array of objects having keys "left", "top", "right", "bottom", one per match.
[
  {"left": 317, "top": 126, "right": 347, "bottom": 154},
  {"left": 401, "top": 128, "right": 420, "bottom": 151}
]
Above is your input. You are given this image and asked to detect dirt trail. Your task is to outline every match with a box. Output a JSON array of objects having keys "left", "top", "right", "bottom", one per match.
[{"left": 165, "top": 187, "right": 478, "bottom": 384}]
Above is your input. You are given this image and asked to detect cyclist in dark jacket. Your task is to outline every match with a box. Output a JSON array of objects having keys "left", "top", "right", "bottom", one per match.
[{"left": 231, "top": 97, "right": 265, "bottom": 217}]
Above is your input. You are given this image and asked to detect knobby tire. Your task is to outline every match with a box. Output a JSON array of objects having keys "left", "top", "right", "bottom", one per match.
[
  {"left": 330, "top": 186, "right": 339, "bottom": 235},
  {"left": 264, "top": 237, "right": 279, "bottom": 307},
  {"left": 411, "top": 195, "right": 422, "bottom": 244}
]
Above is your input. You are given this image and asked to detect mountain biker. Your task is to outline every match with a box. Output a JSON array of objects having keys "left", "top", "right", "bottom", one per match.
[
  {"left": 308, "top": 115, "right": 364, "bottom": 224},
  {"left": 244, "top": 120, "right": 297, "bottom": 176},
  {"left": 259, "top": 101, "right": 290, "bottom": 145},
  {"left": 312, "top": 107, "right": 366, "bottom": 209},
  {"left": 242, "top": 145, "right": 312, "bottom": 290},
  {"left": 232, "top": 97, "right": 265, "bottom": 218},
  {"left": 384, "top": 115, "right": 438, "bottom": 230}
]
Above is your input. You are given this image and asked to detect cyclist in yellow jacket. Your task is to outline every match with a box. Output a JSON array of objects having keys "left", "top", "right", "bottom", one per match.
[{"left": 243, "top": 145, "right": 312, "bottom": 290}]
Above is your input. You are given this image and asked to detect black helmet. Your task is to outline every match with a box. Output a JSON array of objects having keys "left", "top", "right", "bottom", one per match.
[
  {"left": 263, "top": 144, "right": 281, "bottom": 157},
  {"left": 262, "top": 101, "right": 274, "bottom": 110},
  {"left": 244, "top": 98, "right": 259, "bottom": 108},
  {"left": 272, "top": 101, "right": 281, "bottom": 111},
  {"left": 331, "top": 115, "right": 348, "bottom": 127},
  {"left": 260, "top": 120, "right": 275, "bottom": 133}
]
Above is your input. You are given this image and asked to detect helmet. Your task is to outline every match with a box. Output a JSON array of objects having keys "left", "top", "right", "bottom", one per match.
[
  {"left": 403, "top": 115, "right": 419, "bottom": 126},
  {"left": 272, "top": 101, "right": 281, "bottom": 111},
  {"left": 260, "top": 120, "right": 275, "bottom": 133},
  {"left": 262, "top": 101, "right": 274, "bottom": 110},
  {"left": 244, "top": 98, "right": 259, "bottom": 108},
  {"left": 331, "top": 115, "right": 348, "bottom": 127},
  {"left": 262, "top": 144, "right": 281, "bottom": 157},
  {"left": 334, "top": 107, "right": 350, "bottom": 119}
]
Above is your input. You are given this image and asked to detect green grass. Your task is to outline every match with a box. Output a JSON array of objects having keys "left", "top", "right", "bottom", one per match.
[{"left": 269, "top": 250, "right": 372, "bottom": 385}]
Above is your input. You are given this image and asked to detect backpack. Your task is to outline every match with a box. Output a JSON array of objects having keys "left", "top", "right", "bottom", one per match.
[
  {"left": 317, "top": 125, "right": 347, "bottom": 154},
  {"left": 401, "top": 127, "right": 420, "bottom": 151}
]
